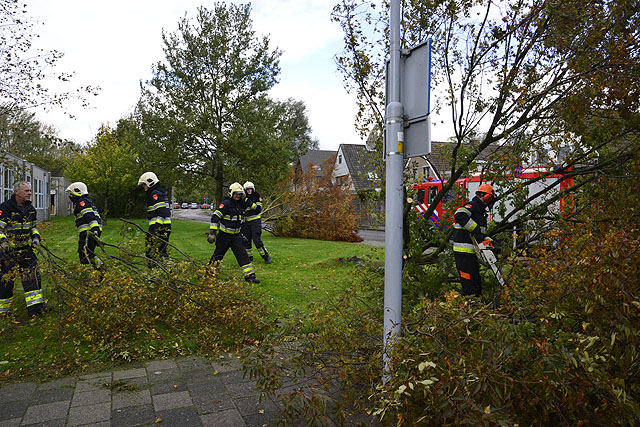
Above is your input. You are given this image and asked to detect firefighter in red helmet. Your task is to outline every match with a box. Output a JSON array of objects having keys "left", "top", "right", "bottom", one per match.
[{"left": 452, "top": 183, "right": 497, "bottom": 296}]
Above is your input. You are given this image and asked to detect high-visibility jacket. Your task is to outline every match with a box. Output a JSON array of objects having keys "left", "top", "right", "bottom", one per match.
[
  {"left": 244, "top": 191, "right": 263, "bottom": 222},
  {"left": 210, "top": 197, "right": 257, "bottom": 235},
  {"left": 452, "top": 196, "right": 489, "bottom": 254},
  {"left": 0, "top": 195, "right": 40, "bottom": 249},
  {"left": 70, "top": 195, "right": 102, "bottom": 234},
  {"left": 145, "top": 184, "right": 171, "bottom": 231}
]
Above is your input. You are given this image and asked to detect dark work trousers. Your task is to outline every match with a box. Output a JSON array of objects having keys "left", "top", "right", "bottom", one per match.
[
  {"left": 209, "top": 232, "right": 254, "bottom": 277},
  {"left": 241, "top": 221, "right": 264, "bottom": 253},
  {"left": 0, "top": 248, "right": 45, "bottom": 316},
  {"left": 146, "top": 225, "right": 171, "bottom": 263},
  {"left": 454, "top": 252, "right": 482, "bottom": 296},
  {"left": 78, "top": 229, "right": 101, "bottom": 267}
]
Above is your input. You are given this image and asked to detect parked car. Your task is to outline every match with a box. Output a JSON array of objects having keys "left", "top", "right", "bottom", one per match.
[
  {"left": 201, "top": 203, "right": 210, "bottom": 209},
  {"left": 172, "top": 203, "right": 180, "bottom": 209},
  {"left": 181, "top": 202, "right": 189, "bottom": 209},
  {"left": 190, "top": 202, "right": 198, "bottom": 209}
]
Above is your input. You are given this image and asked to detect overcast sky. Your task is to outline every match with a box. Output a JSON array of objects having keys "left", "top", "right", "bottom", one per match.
[{"left": 26, "top": 0, "right": 365, "bottom": 151}]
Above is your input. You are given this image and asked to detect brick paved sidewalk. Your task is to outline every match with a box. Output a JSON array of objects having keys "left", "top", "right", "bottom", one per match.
[{"left": 0, "top": 355, "right": 281, "bottom": 427}]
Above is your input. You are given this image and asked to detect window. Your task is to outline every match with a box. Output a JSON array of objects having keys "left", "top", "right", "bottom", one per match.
[
  {"left": 413, "top": 168, "right": 418, "bottom": 179},
  {"left": 2, "top": 167, "right": 14, "bottom": 203},
  {"left": 367, "top": 171, "right": 378, "bottom": 179},
  {"left": 338, "top": 154, "right": 343, "bottom": 164}
]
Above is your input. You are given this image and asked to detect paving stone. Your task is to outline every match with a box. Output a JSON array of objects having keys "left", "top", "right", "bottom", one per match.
[
  {"left": 76, "top": 377, "right": 110, "bottom": 393},
  {"left": 148, "top": 368, "right": 182, "bottom": 383},
  {"left": 115, "top": 375, "right": 149, "bottom": 389},
  {"left": 150, "top": 380, "right": 187, "bottom": 396},
  {"left": 0, "top": 400, "right": 28, "bottom": 421},
  {"left": 243, "top": 410, "right": 281, "bottom": 427},
  {"left": 225, "top": 380, "right": 260, "bottom": 397},
  {"left": 36, "top": 377, "right": 77, "bottom": 391},
  {"left": 192, "top": 392, "right": 235, "bottom": 415},
  {"left": 113, "top": 367, "right": 147, "bottom": 381},
  {"left": 0, "top": 418, "right": 20, "bottom": 427},
  {"left": 76, "top": 422, "right": 109, "bottom": 427},
  {"left": 112, "top": 389, "right": 152, "bottom": 410},
  {"left": 177, "top": 356, "right": 211, "bottom": 372},
  {"left": 210, "top": 361, "right": 240, "bottom": 374},
  {"left": 145, "top": 359, "right": 177, "bottom": 371},
  {"left": 182, "top": 368, "right": 217, "bottom": 384},
  {"left": 67, "top": 401, "right": 111, "bottom": 426},
  {"left": 19, "top": 419, "right": 65, "bottom": 427},
  {"left": 156, "top": 406, "right": 202, "bottom": 427},
  {"left": 152, "top": 390, "right": 193, "bottom": 411},
  {"left": 111, "top": 404, "right": 155, "bottom": 427},
  {"left": 233, "top": 395, "right": 281, "bottom": 417},
  {"left": 199, "top": 408, "right": 246, "bottom": 427},
  {"left": 187, "top": 379, "right": 226, "bottom": 395},
  {"left": 78, "top": 372, "right": 111, "bottom": 381},
  {"left": 0, "top": 382, "right": 36, "bottom": 402},
  {"left": 218, "top": 370, "right": 251, "bottom": 385},
  {"left": 30, "top": 387, "right": 74, "bottom": 405},
  {"left": 21, "top": 400, "right": 70, "bottom": 425},
  {"left": 71, "top": 389, "right": 111, "bottom": 407}
]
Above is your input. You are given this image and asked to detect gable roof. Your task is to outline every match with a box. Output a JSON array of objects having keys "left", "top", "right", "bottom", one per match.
[
  {"left": 338, "top": 144, "right": 382, "bottom": 192},
  {"left": 417, "top": 141, "right": 504, "bottom": 179},
  {"left": 296, "top": 150, "right": 336, "bottom": 175}
]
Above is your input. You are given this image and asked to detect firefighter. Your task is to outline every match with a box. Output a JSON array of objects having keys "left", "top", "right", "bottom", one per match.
[
  {"left": 452, "top": 183, "right": 497, "bottom": 296},
  {"left": 0, "top": 181, "right": 47, "bottom": 318},
  {"left": 241, "top": 181, "right": 271, "bottom": 264},
  {"left": 66, "top": 182, "right": 103, "bottom": 269},
  {"left": 207, "top": 182, "right": 260, "bottom": 283},
  {"left": 138, "top": 172, "right": 171, "bottom": 265}
]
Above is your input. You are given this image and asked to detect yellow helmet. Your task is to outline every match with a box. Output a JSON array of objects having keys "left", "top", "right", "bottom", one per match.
[
  {"left": 229, "top": 182, "right": 244, "bottom": 197},
  {"left": 243, "top": 181, "right": 255, "bottom": 191},
  {"left": 66, "top": 182, "right": 88, "bottom": 196}
]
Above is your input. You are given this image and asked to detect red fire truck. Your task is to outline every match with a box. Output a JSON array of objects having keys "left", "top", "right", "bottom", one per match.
[{"left": 411, "top": 167, "right": 573, "bottom": 228}]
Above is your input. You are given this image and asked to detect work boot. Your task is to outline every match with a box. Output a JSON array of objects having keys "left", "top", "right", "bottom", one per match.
[
  {"left": 262, "top": 253, "right": 271, "bottom": 264},
  {"left": 245, "top": 273, "right": 260, "bottom": 284}
]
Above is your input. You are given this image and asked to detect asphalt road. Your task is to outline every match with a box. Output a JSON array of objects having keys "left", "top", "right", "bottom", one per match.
[{"left": 171, "top": 208, "right": 385, "bottom": 247}]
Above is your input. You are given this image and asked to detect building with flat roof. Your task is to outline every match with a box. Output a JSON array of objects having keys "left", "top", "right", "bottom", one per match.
[{"left": 0, "top": 152, "right": 51, "bottom": 222}]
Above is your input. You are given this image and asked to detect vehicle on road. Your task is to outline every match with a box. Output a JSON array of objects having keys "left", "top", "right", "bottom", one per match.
[
  {"left": 201, "top": 204, "right": 210, "bottom": 209},
  {"left": 190, "top": 202, "right": 198, "bottom": 209},
  {"left": 181, "top": 202, "right": 189, "bottom": 209},
  {"left": 172, "top": 203, "right": 180, "bottom": 209}
]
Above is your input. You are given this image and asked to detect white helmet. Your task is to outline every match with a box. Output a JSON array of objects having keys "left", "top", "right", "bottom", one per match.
[
  {"left": 243, "top": 181, "right": 255, "bottom": 191},
  {"left": 229, "top": 182, "right": 244, "bottom": 197},
  {"left": 138, "top": 172, "right": 158, "bottom": 187},
  {"left": 66, "top": 182, "right": 88, "bottom": 196}
]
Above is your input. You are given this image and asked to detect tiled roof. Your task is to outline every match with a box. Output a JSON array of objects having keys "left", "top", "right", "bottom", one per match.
[
  {"left": 422, "top": 141, "right": 504, "bottom": 178},
  {"left": 296, "top": 150, "right": 336, "bottom": 175},
  {"left": 339, "top": 144, "right": 382, "bottom": 192}
]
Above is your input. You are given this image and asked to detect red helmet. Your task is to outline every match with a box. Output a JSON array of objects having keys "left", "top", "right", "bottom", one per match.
[{"left": 476, "top": 184, "right": 495, "bottom": 204}]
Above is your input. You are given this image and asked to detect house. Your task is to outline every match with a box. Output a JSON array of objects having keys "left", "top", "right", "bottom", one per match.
[
  {"left": 405, "top": 141, "right": 504, "bottom": 183},
  {"left": 0, "top": 152, "right": 51, "bottom": 222},
  {"left": 293, "top": 150, "right": 336, "bottom": 190},
  {"left": 51, "top": 176, "right": 73, "bottom": 217},
  {"left": 333, "top": 144, "right": 383, "bottom": 196}
]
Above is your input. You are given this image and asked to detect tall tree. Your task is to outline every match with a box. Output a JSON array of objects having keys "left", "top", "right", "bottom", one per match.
[
  {"left": 0, "top": 0, "right": 98, "bottom": 114},
  {"left": 332, "top": 0, "right": 640, "bottom": 261},
  {"left": 138, "top": 3, "right": 286, "bottom": 203},
  {"left": 65, "top": 125, "right": 141, "bottom": 219}
]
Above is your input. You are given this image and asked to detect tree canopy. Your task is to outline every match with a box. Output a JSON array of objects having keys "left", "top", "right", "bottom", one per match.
[{"left": 137, "top": 2, "right": 315, "bottom": 203}]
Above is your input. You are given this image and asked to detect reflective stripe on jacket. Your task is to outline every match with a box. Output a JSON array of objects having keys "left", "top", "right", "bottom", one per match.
[{"left": 0, "top": 195, "right": 40, "bottom": 249}]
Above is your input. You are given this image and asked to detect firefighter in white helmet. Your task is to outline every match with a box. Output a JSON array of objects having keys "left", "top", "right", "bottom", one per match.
[
  {"left": 207, "top": 182, "right": 260, "bottom": 283},
  {"left": 65, "top": 182, "right": 103, "bottom": 269},
  {"left": 138, "top": 172, "right": 171, "bottom": 265},
  {"left": 241, "top": 181, "right": 270, "bottom": 264}
]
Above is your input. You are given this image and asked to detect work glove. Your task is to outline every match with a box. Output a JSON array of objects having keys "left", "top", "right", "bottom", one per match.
[
  {"left": 241, "top": 235, "right": 249, "bottom": 246},
  {"left": 207, "top": 232, "right": 216, "bottom": 244},
  {"left": 31, "top": 236, "right": 41, "bottom": 247}
]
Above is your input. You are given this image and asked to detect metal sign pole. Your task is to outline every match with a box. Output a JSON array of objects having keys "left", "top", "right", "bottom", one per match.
[{"left": 383, "top": 0, "right": 403, "bottom": 379}]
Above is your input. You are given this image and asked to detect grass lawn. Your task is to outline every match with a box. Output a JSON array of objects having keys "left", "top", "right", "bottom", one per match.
[
  {"left": 0, "top": 216, "right": 383, "bottom": 381},
  {"left": 39, "top": 216, "right": 383, "bottom": 314}
]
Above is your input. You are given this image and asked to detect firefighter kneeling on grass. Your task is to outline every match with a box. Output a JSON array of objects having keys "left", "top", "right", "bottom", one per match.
[
  {"left": 66, "top": 182, "right": 103, "bottom": 270},
  {"left": 207, "top": 182, "right": 260, "bottom": 284},
  {"left": 0, "top": 181, "right": 48, "bottom": 318},
  {"left": 452, "top": 183, "right": 498, "bottom": 296}
]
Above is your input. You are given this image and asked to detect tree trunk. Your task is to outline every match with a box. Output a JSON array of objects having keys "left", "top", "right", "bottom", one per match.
[{"left": 214, "top": 156, "right": 224, "bottom": 205}]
